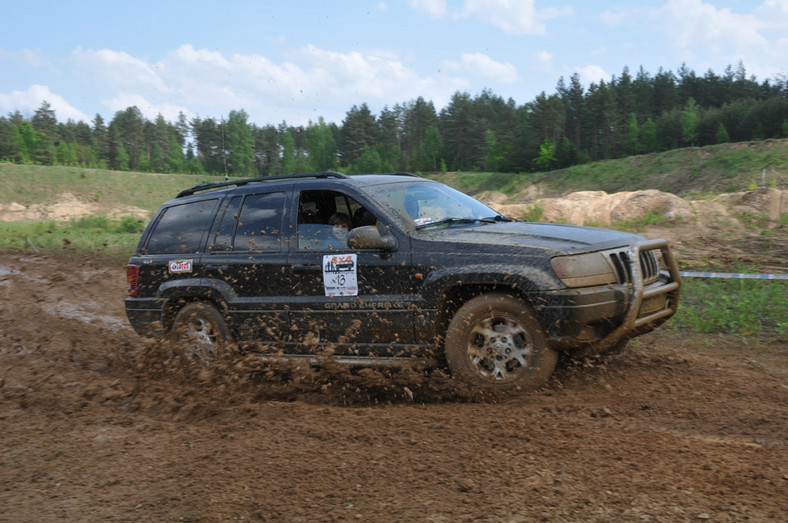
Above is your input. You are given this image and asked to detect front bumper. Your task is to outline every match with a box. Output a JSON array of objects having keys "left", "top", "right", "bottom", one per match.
[{"left": 540, "top": 239, "right": 681, "bottom": 351}]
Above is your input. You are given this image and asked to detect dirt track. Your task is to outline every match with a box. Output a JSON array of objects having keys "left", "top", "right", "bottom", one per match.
[{"left": 1, "top": 252, "right": 787, "bottom": 522}]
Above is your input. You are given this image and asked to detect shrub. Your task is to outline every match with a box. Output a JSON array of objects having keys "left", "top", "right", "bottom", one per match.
[{"left": 117, "top": 215, "right": 145, "bottom": 234}]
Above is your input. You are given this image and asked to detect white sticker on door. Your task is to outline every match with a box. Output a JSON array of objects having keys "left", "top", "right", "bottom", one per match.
[{"left": 323, "top": 254, "right": 358, "bottom": 297}]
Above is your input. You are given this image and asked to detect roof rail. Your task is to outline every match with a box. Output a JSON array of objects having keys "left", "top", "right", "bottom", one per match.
[{"left": 176, "top": 171, "right": 350, "bottom": 198}]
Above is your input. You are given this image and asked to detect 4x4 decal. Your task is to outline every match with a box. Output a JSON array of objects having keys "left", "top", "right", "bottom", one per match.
[{"left": 322, "top": 254, "right": 358, "bottom": 297}]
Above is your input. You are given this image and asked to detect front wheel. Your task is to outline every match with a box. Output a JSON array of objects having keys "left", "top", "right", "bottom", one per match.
[
  {"left": 170, "top": 302, "right": 231, "bottom": 363},
  {"left": 444, "top": 294, "right": 557, "bottom": 390}
]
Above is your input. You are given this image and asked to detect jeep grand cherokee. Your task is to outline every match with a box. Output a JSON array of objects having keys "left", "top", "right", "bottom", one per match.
[{"left": 125, "top": 172, "right": 681, "bottom": 389}]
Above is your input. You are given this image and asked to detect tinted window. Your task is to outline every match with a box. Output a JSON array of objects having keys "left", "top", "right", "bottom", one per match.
[
  {"left": 233, "top": 192, "right": 286, "bottom": 252},
  {"left": 145, "top": 199, "right": 218, "bottom": 254},
  {"left": 210, "top": 196, "right": 242, "bottom": 251}
]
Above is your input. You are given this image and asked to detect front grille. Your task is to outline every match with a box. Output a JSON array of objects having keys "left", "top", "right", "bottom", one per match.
[
  {"left": 608, "top": 248, "right": 661, "bottom": 285},
  {"left": 639, "top": 250, "right": 660, "bottom": 284},
  {"left": 609, "top": 251, "right": 632, "bottom": 283}
]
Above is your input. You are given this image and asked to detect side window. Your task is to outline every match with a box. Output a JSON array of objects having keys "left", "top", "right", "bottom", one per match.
[
  {"left": 145, "top": 199, "right": 218, "bottom": 254},
  {"left": 233, "top": 192, "right": 286, "bottom": 252},
  {"left": 211, "top": 196, "right": 242, "bottom": 251},
  {"left": 297, "top": 190, "right": 377, "bottom": 251}
]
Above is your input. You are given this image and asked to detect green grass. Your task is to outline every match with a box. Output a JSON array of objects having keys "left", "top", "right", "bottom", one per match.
[
  {"left": 520, "top": 204, "right": 545, "bottom": 222},
  {"left": 0, "top": 163, "right": 223, "bottom": 212},
  {"left": 428, "top": 171, "right": 538, "bottom": 196},
  {"left": 669, "top": 277, "right": 788, "bottom": 339},
  {"left": 610, "top": 211, "right": 673, "bottom": 232},
  {"left": 0, "top": 216, "right": 143, "bottom": 263},
  {"left": 427, "top": 139, "right": 787, "bottom": 198}
]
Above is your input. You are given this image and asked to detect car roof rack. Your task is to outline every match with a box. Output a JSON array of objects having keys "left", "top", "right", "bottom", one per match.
[{"left": 176, "top": 171, "right": 350, "bottom": 198}]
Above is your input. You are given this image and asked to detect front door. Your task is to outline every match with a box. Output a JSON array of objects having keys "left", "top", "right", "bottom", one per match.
[{"left": 287, "top": 189, "right": 419, "bottom": 357}]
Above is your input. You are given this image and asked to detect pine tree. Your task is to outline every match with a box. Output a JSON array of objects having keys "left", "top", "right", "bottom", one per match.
[
  {"left": 640, "top": 118, "right": 657, "bottom": 153},
  {"left": 306, "top": 117, "right": 338, "bottom": 172},
  {"left": 226, "top": 110, "right": 255, "bottom": 176},
  {"left": 681, "top": 98, "right": 700, "bottom": 146},
  {"left": 715, "top": 122, "right": 730, "bottom": 144},
  {"left": 624, "top": 113, "right": 640, "bottom": 155},
  {"left": 340, "top": 104, "right": 378, "bottom": 166}
]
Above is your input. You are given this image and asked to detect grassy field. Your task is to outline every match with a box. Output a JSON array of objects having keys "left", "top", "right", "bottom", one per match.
[
  {"left": 0, "top": 162, "right": 222, "bottom": 211},
  {"left": 428, "top": 138, "right": 788, "bottom": 198},
  {"left": 667, "top": 277, "right": 787, "bottom": 341},
  {"left": 1, "top": 143, "right": 786, "bottom": 341}
]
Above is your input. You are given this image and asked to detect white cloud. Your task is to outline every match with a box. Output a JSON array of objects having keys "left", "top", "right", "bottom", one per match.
[
  {"left": 0, "top": 48, "right": 57, "bottom": 72},
  {"left": 102, "top": 92, "right": 192, "bottom": 122},
  {"left": 442, "top": 53, "right": 518, "bottom": 83},
  {"left": 0, "top": 84, "right": 90, "bottom": 121},
  {"left": 535, "top": 50, "right": 553, "bottom": 66},
  {"left": 575, "top": 65, "right": 609, "bottom": 86},
  {"left": 407, "top": 0, "right": 447, "bottom": 18},
  {"left": 71, "top": 47, "right": 170, "bottom": 92},
  {"left": 65, "top": 44, "right": 470, "bottom": 125},
  {"left": 656, "top": 0, "right": 766, "bottom": 51},
  {"left": 458, "top": 0, "right": 573, "bottom": 35},
  {"left": 652, "top": 0, "right": 788, "bottom": 79}
]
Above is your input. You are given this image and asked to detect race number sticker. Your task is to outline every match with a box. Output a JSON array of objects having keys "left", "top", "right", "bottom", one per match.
[{"left": 323, "top": 254, "right": 358, "bottom": 297}]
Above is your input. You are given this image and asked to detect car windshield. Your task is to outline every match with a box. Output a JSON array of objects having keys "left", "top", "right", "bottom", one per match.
[{"left": 364, "top": 181, "right": 501, "bottom": 229}]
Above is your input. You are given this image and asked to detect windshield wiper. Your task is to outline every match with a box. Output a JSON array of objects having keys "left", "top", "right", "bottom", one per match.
[
  {"left": 479, "top": 214, "right": 515, "bottom": 223},
  {"left": 416, "top": 217, "right": 481, "bottom": 230},
  {"left": 416, "top": 214, "right": 516, "bottom": 230}
]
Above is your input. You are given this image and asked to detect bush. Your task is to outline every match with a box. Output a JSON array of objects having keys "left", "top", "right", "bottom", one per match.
[
  {"left": 521, "top": 204, "right": 544, "bottom": 222},
  {"left": 71, "top": 215, "right": 110, "bottom": 230},
  {"left": 670, "top": 277, "right": 788, "bottom": 338},
  {"left": 116, "top": 215, "right": 145, "bottom": 234}
]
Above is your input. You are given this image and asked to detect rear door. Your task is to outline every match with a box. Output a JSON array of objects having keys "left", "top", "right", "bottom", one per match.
[{"left": 202, "top": 189, "right": 292, "bottom": 342}]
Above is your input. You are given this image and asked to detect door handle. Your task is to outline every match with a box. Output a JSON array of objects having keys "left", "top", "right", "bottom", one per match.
[{"left": 204, "top": 264, "right": 228, "bottom": 271}]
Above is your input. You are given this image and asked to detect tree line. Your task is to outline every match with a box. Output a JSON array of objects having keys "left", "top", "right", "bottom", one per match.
[{"left": 1, "top": 62, "right": 787, "bottom": 176}]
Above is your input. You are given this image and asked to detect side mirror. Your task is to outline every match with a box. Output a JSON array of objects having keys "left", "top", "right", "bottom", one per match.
[{"left": 347, "top": 226, "right": 398, "bottom": 251}]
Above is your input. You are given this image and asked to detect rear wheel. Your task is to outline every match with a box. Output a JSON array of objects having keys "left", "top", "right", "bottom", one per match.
[
  {"left": 170, "top": 302, "right": 230, "bottom": 363},
  {"left": 444, "top": 293, "right": 557, "bottom": 390}
]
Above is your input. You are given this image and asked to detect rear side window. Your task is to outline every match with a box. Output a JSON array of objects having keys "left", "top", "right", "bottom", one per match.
[
  {"left": 144, "top": 199, "right": 218, "bottom": 254},
  {"left": 211, "top": 192, "right": 286, "bottom": 252},
  {"left": 233, "top": 192, "right": 286, "bottom": 252}
]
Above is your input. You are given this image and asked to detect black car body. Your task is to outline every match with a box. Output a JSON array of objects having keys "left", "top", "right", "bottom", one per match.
[{"left": 125, "top": 172, "right": 681, "bottom": 389}]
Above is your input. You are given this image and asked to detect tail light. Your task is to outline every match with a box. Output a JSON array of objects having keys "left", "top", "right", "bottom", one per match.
[{"left": 126, "top": 264, "right": 140, "bottom": 297}]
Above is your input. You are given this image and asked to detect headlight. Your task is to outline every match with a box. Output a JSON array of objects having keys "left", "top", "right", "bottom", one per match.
[{"left": 551, "top": 252, "right": 617, "bottom": 288}]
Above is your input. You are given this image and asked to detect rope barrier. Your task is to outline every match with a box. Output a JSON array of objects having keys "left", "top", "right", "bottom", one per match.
[{"left": 679, "top": 271, "right": 788, "bottom": 280}]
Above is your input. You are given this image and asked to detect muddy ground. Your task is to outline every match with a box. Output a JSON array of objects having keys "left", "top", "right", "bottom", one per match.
[{"left": 0, "top": 252, "right": 786, "bottom": 522}]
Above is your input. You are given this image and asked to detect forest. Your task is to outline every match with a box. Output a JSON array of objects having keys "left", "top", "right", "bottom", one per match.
[{"left": 1, "top": 62, "right": 787, "bottom": 177}]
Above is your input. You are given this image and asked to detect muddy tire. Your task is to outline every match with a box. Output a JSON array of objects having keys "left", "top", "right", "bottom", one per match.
[
  {"left": 170, "top": 302, "right": 231, "bottom": 363},
  {"left": 444, "top": 293, "right": 557, "bottom": 390}
]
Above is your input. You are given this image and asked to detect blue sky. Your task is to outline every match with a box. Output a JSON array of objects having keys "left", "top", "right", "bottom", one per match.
[{"left": 1, "top": 0, "right": 786, "bottom": 127}]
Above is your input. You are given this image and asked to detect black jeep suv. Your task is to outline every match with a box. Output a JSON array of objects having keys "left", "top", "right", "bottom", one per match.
[{"left": 125, "top": 172, "right": 681, "bottom": 389}]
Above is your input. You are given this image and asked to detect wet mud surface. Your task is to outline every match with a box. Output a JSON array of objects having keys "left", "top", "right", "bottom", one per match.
[{"left": 1, "top": 253, "right": 786, "bottom": 521}]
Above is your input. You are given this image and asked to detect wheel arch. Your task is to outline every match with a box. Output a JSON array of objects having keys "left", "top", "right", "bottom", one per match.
[
  {"left": 433, "top": 282, "right": 540, "bottom": 348},
  {"left": 161, "top": 292, "right": 228, "bottom": 333}
]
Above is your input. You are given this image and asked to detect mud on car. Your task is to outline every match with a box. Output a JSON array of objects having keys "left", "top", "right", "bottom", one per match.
[{"left": 125, "top": 172, "right": 681, "bottom": 390}]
